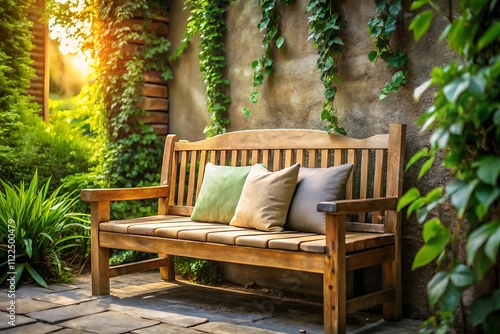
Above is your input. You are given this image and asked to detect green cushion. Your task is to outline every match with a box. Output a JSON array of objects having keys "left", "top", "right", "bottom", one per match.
[
  {"left": 229, "top": 163, "right": 300, "bottom": 232},
  {"left": 191, "top": 163, "right": 253, "bottom": 224},
  {"left": 285, "top": 164, "right": 353, "bottom": 234}
]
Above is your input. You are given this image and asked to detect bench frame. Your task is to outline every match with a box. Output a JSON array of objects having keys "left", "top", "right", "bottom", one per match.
[{"left": 82, "top": 124, "right": 406, "bottom": 334}]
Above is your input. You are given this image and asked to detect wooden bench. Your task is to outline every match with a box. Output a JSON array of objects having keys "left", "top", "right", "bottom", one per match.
[{"left": 81, "top": 124, "right": 405, "bottom": 334}]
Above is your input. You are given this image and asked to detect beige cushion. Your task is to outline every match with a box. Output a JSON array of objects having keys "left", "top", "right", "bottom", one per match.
[
  {"left": 229, "top": 163, "right": 300, "bottom": 232},
  {"left": 286, "top": 164, "right": 353, "bottom": 234}
]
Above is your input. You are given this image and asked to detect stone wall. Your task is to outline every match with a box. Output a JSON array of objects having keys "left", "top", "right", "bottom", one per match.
[{"left": 168, "top": 0, "right": 455, "bottom": 319}]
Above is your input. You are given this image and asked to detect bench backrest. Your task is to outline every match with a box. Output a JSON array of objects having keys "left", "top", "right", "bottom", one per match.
[{"left": 159, "top": 124, "right": 405, "bottom": 233}]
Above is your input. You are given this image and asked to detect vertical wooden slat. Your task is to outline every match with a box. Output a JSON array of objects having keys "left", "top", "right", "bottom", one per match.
[
  {"left": 273, "top": 150, "right": 282, "bottom": 171},
  {"left": 284, "top": 149, "right": 293, "bottom": 167},
  {"left": 372, "top": 149, "right": 386, "bottom": 224},
  {"left": 308, "top": 149, "right": 317, "bottom": 168},
  {"left": 251, "top": 150, "right": 259, "bottom": 165},
  {"left": 230, "top": 150, "right": 238, "bottom": 166},
  {"left": 177, "top": 151, "right": 188, "bottom": 205},
  {"left": 383, "top": 124, "right": 405, "bottom": 321},
  {"left": 159, "top": 135, "right": 178, "bottom": 214},
  {"left": 220, "top": 150, "right": 228, "bottom": 166},
  {"left": 241, "top": 150, "right": 248, "bottom": 166},
  {"left": 186, "top": 150, "right": 198, "bottom": 206},
  {"left": 346, "top": 149, "right": 357, "bottom": 200},
  {"left": 321, "top": 149, "right": 329, "bottom": 168},
  {"left": 334, "top": 149, "right": 345, "bottom": 166},
  {"left": 262, "top": 150, "right": 270, "bottom": 168},
  {"left": 169, "top": 152, "right": 179, "bottom": 206},
  {"left": 195, "top": 151, "right": 208, "bottom": 200},
  {"left": 297, "top": 149, "right": 305, "bottom": 166},
  {"left": 210, "top": 150, "right": 217, "bottom": 164},
  {"left": 324, "top": 213, "right": 346, "bottom": 333},
  {"left": 359, "top": 149, "right": 370, "bottom": 223}
]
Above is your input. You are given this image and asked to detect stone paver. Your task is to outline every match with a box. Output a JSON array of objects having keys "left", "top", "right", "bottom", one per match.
[
  {"left": 0, "top": 299, "right": 58, "bottom": 315},
  {"left": 194, "top": 321, "right": 287, "bottom": 334},
  {"left": 131, "top": 323, "right": 206, "bottom": 334},
  {"left": 58, "top": 310, "right": 160, "bottom": 334},
  {"left": 0, "top": 312, "right": 36, "bottom": 329},
  {"left": 0, "top": 322, "right": 62, "bottom": 334},
  {"left": 109, "top": 304, "right": 207, "bottom": 327},
  {"left": 33, "top": 288, "right": 97, "bottom": 306},
  {"left": 27, "top": 299, "right": 109, "bottom": 324},
  {"left": 0, "top": 271, "right": 423, "bottom": 334}
]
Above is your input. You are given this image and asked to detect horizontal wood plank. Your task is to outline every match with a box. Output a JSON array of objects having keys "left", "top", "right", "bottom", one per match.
[
  {"left": 81, "top": 185, "right": 169, "bottom": 202},
  {"left": 109, "top": 257, "right": 169, "bottom": 278},
  {"left": 317, "top": 197, "right": 398, "bottom": 214}
]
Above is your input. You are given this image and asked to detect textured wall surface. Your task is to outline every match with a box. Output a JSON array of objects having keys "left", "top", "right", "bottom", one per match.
[{"left": 168, "top": 0, "right": 455, "bottom": 319}]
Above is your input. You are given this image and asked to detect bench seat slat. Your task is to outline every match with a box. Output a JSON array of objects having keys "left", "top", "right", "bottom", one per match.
[
  {"left": 269, "top": 235, "right": 326, "bottom": 251},
  {"left": 207, "top": 229, "right": 282, "bottom": 245},
  {"left": 100, "top": 215, "right": 188, "bottom": 233},
  {"left": 235, "top": 232, "right": 311, "bottom": 248},
  {"left": 178, "top": 226, "right": 248, "bottom": 241},
  {"left": 129, "top": 222, "right": 228, "bottom": 236}
]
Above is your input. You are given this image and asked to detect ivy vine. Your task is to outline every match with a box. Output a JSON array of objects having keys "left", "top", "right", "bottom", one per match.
[
  {"left": 243, "top": 0, "right": 292, "bottom": 117},
  {"left": 399, "top": 0, "right": 500, "bottom": 332},
  {"left": 368, "top": 0, "right": 408, "bottom": 100},
  {"left": 171, "top": 0, "right": 231, "bottom": 137},
  {"left": 306, "top": 0, "right": 345, "bottom": 134}
]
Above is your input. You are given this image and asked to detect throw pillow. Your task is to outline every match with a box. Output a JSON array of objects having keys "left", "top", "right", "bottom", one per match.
[
  {"left": 191, "top": 163, "right": 253, "bottom": 224},
  {"left": 229, "top": 163, "right": 300, "bottom": 232},
  {"left": 286, "top": 164, "right": 353, "bottom": 234}
]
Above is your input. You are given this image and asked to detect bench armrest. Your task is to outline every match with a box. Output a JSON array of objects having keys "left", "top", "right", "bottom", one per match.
[
  {"left": 317, "top": 197, "right": 398, "bottom": 214},
  {"left": 81, "top": 185, "right": 170, "bottom": 202}
]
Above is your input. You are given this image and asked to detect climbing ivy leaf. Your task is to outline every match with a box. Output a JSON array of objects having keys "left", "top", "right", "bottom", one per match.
[{"left": 410, "top": 10, "right": 433, "bottom": 41}]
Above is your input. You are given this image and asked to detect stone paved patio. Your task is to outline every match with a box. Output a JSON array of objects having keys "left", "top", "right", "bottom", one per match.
[{"left": 0, "top": 271, "right": 421, "bottom": 333}]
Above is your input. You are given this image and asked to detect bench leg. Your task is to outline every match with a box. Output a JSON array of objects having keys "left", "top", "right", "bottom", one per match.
[
  {"left": 90, "top": 201, "right": 110, "bottom": 295},
  {"left": 382, "top": 259, "right": 402, "bottom": 321},
  {"left": 159, "top": 253, "right": 175, "bottom": 281},
  {"left": 91, "top": 245, "right": 110, "bottom": 295},
  {"left": 324, "top": 214, "right": 346, "bottom": 334}
]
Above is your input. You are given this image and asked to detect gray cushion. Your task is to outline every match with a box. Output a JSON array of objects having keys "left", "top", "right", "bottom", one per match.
[{"left": 285, "top": 164, "right": 353, "bottom": 234}]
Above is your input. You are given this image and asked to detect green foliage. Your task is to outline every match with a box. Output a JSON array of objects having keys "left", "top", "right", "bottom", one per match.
[
  {"left": 0, "top": 0, "right": 39, "bottom": 182},
  {"left": 0, "top": 172, "right": 89, "bottom": 288},
  {"left": 244, "top": 0, "right": 292, "bottom": 116},
  {"left": 399, "top": 1, "right": 500, "bottom": 332},
  {"left": 368, "top": 0, "right": 408, "bottom": 99},
  {"left": 306, "top": 0, "right": 345, "bottom": 134},
  {"left": 175, "top": 256, "right": 221, "bottom": 285},
  {"left": 172, "top": 0, "right": 231, "bottom": 137}
]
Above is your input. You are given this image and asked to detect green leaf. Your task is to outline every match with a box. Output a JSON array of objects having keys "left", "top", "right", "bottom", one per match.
[
  {"left": 23, "top": 238, "right": 32, "bottom": 258},
  {"left": 413, "top": 223, "right": 450, "bottom": 269},
  {"left": 410, "top": 10, "right": 433, "bottom": 42},
  {"left": 474, "top": 249, "right": 494, "bottom": 280},
  {"left": 388, "top": 0, "right": 401, "bottom": 16},
  {"left": 467, "top": 222, "right": 500, "bottom": 266},
  {"left": 422, "top": 218, "right": 446, "bottom": 243},
  {"left": 418, "top": 156, "right": 434, "bottom": 179},
  {"left": 397, "top": 188, "right": 420, "bottom": 212},
  {"left": 276, "top": 36, "right": 285, "bottom": 48},
  {"left": 242, "top": 107, "right": 250, "bottom": 118},
  {"left": 474, "top": 184, "right": 500, "bottom": 212},
  {"left": 332, "top": 37, "right": 343, "bottom": 45},
  {"left": 251, "top": 60, "right": 259, "bottom": 69},
  {"left": 410, "top": 0, "right": 430, "bottom": 10},
  {"left": 471, "top": 290, "right": 500, "bottom": 327},
  {"left": 405, "top": 148, "right": 428, "bottom": 171},
  {"left": 427, "top": 271, "right": 449, "bottom": 306},
  {"left": 450, "top": 264, "right": 475, "bottom": 289},
  {"left": 477, "top": 21, "right": 500, "bottom": 51},
  {"left": 24, "top": 262, "right": 48, "bottom": 288},
  {"left": 473, "top": 156, "right": 500, "bottom": 186},
  {"left": 407, "top": 197, "right": 426, "bottom": 218},
  {"left": 368, "top": 50, "right": 378, "bottom": 62},
  {"left": 443, "top": 73, "right": 471, "bottom": 103},
  {"left": 484, "top": 221, "right": 500, "bottom": 263},
  {"left": 449, "top": 179, "right": 479, "bottom": 217}
]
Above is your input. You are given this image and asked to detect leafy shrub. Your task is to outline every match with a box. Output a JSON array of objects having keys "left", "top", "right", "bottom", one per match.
[
  {"left": 0, "top": 172, "right": 89, "bottom": 287},
  {"left": 175, "top": 256, "right": 222, "bottom": 285}
]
